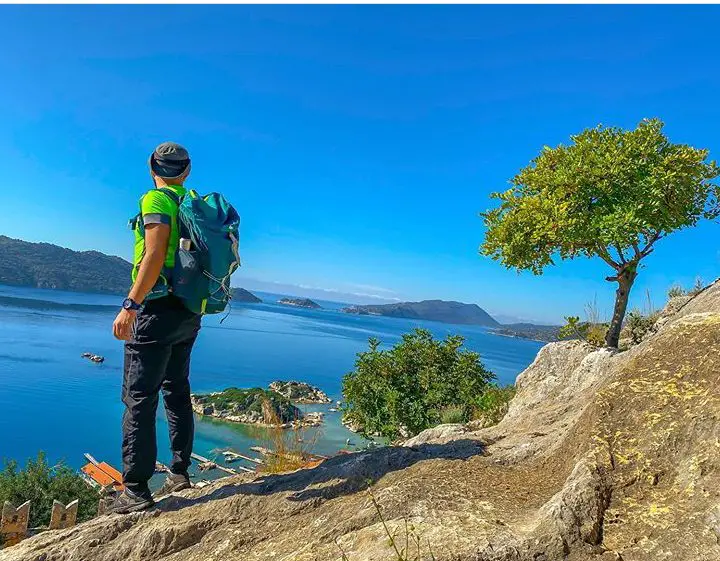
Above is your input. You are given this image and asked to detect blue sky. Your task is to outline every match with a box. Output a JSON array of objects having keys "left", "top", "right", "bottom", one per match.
[{"left": 1, "top": 5, "right": 720, "bottom": 323}]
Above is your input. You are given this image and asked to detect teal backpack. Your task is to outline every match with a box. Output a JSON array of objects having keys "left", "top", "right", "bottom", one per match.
[{"left": 133, "top": 188, "right": 241, "bottom": 315}]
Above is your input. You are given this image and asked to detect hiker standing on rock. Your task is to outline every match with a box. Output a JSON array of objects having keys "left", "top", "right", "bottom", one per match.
[{"left": 108, "top": 143, "right": 202, "bottom": 513}]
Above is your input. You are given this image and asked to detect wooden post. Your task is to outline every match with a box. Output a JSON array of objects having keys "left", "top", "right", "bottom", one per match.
[
  {"left": 49, "top": 499, "right": 79, "bottom": 530},
  {"left": 1, "top": 501, "right": 31, "bottom": 547}
]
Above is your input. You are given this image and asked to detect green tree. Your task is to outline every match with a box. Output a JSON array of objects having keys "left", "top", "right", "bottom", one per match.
[
  {"left": 0, "top": 452, "right": 98, "bottom": 529},
  {"left": 480, "top": 119, "right": 719, "bottom": 348},
  {"left": 341, "top": 329, "right": 495, "bottom": 440}
]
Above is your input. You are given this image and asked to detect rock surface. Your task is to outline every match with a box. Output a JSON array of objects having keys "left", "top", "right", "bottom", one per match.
[{"left": 5, "top": 283, "right": 720, "bottom": 561}]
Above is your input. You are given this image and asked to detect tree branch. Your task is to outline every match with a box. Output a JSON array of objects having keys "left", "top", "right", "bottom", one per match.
[
  {"left": 597, "top": 245, "right": 621, "bottom": 270},
  {"left": 613, "top": 244, "right": 628, "bottom": 265},
  {"left": 639, "top": 231, "right": 662, "bottom": 258}
]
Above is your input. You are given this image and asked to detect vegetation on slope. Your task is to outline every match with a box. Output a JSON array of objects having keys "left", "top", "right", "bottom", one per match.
[
  {"left": 341, "top": 328, "right": 499, "bottom": 440},
  {"left": 192, "top": 387, "right": 302, "bottom": 424},
  {"left": 0, "top": 235, "right": 131, "bottom": 294},
  {"left": 0, "top": 453, "right": 98, "bottom": 530}
]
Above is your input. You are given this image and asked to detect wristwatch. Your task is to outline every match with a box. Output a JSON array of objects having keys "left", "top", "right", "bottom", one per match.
[{"left": 122, "top": 298, "right": 142, "bottom": 311}]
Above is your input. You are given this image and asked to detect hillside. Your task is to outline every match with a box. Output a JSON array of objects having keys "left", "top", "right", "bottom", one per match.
[
  {"left": 232, "top": 287, "right": 262, "bottom": 303},
  {"left": 494, "top": 322, "right": 562, "bottom": 342},
  {"left": 0, "top": 235, "right": 131, "bottom": 294},
  {"left": 342, "top": 299, "right": 499, "bottom": 326},
  {"left": 11, "top": 282, "right": 719, "bottom": 560}
]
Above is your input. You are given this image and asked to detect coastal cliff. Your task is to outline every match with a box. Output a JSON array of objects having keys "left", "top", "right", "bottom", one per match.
[{"left": 7, "top": 281, "right": 720, "bottom": 561}]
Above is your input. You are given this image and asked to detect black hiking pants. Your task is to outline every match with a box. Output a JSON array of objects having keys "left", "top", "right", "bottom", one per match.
[{"left": 121, "top": 295, "right": 201, "bottom": 499}]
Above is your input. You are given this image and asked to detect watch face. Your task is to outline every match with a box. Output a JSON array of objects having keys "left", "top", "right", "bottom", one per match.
[{"left": 123, "top": 299, "right": 134, "bottom": 310}]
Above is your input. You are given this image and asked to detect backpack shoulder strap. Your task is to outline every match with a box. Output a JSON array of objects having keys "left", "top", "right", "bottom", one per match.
[{"left": 156, "top": 187, "right": 183, "bottom": 206}]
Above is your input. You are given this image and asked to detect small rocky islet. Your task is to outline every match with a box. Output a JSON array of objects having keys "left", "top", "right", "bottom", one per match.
[
  {"left": 277, "top": 297, "right": 321, "bottom": 309},
  {"left": 191, "top": 381, "right": 331, "bottom": 429}
]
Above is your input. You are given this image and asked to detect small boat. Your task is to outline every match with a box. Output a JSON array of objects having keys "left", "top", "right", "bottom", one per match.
[
  {"left": 328, "top": 408, "right": 338, "bottom": 412},
  {"left": 82, "top": 352, "right": 105, "bottom": 363}
]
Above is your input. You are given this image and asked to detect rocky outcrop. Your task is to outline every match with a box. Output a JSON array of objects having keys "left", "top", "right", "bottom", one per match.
[
  {"left": 6, "top": 283, "right": 720, "bottom": 561},
  {"left": 269, "top": 381, "right": 332, "bottom": 404}
]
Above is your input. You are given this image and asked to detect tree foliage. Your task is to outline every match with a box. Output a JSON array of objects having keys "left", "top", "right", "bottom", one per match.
[
  {"left": 341, "top": 329, "right": 496, "bottom": 440},
  {"left": 481, "top": 118, "right": 719, "bottom": 347},
  {"left": 0, "top": 452, "right": 98, "bottom": 528}
]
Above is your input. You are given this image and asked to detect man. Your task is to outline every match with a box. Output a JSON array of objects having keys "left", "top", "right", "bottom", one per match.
[{"left": 108, "top": 142, "right": 201, "bottom": 514}]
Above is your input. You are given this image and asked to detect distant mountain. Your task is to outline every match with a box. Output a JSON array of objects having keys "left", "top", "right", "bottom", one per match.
[
  {"left": 0, "top": 235, "right": 131, "bottom": 294},
  {"left": 342, "top": 299, "right": 500, "bottom": 327},
  {"left": 233, "top": 287, "right": 262, "bottom": 303}
]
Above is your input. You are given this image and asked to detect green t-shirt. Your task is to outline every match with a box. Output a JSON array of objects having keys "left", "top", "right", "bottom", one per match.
[{"left": 131, "top": 184, "right": 186, "bottom": 283}]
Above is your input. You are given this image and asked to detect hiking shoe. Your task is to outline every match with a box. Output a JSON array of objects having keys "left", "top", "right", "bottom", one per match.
[
  {"left": 155, "top": 472, "right": 192, "bottom": 497},
  {"left": 104, "top": 489, "right": 154, "bottom": 515}
]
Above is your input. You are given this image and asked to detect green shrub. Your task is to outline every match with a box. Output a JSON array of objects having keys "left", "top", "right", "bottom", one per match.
[
  {"left": 473, "top": 385, "right": 516, "bottom": 426},
  {"left": 559, "top": 316, "right": 608, "bottom": 348},
  {"left": 667, "top": 284, "right": 686, "bottom": 299},
  {"left": 341, "top": 329, "right": 495, "bottom": 440},
  {"left": 439, "top": 405, "right": 466, "bottom": 425},
  {"left": 0, "top": 452, "right": 98, "bottom": 528},
  {"left": 623, "top": 309, "right": 659, "bottom": 345},
  {"left": 690, "top": 276, "right": 705, "bottom": 296}
]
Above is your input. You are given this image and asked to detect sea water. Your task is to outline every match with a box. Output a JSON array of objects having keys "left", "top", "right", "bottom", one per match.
[{"left": 0, "top": 284, "right": 543, "bottom": 478}]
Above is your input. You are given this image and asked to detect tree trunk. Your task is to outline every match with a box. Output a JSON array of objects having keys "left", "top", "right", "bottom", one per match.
[{"left": 605, "top": 268, "right": 637, "bottom": 348}]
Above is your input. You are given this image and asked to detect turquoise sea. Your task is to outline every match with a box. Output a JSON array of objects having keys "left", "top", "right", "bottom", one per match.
[{"left": 0, "top": 284, "right": 543, "bottom": 481}]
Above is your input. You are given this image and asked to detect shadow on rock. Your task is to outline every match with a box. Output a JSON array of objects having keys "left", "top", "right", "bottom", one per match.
[{"left": 158, "top": 438, "right": 484, "bottom": 513}]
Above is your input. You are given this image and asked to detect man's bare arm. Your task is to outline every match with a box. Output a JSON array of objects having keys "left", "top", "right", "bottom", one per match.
[
  {"left": 128, "top": 223, "right": 171, "bottom": 303},
  {"left": 113, "top": 223, "right": 170, "bottom": 340}
]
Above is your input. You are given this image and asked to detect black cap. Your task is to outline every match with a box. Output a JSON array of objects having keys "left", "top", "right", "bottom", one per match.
[{"left": 149, "top": 141, "right": 191, "bottom": 179}]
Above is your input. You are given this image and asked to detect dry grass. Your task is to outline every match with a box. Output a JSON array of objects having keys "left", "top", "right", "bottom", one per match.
[
  {"left": 256, "top": 397, "right": 322, "bottom": 474},
  {"left": 335, "top": 491, "right": 437, "bottom": 561}
]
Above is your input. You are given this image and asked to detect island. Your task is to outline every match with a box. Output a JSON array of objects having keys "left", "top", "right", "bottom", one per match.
[
  {"left": 269, "top": 381, "right": 332, "bottom": 404},
  {"left": 341, "top": 299, "right": 499, "bottom": 327},
  {"left": 191, "top": 386, "right": 324, "bottom": 428},
  {"left": 233, "top": 287, "right": 263, "bottom": 303},
  {"left": 278, "top": 297, "right": 321, "bottom": 309}
]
